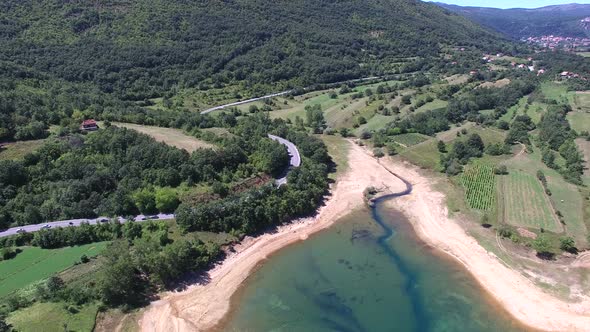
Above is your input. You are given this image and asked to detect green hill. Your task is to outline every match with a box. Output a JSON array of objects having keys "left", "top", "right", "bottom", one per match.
[
  {"left": 437, "top": 3, "right": 590, "bottom": 39},
  {"left": 0, "top": 0, "right": 502, "bottom": 99}
]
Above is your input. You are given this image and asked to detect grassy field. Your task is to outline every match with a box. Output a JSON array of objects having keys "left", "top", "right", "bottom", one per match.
[
  {"left": 0, "top": 139, "right": 46, "bottom": 160},
  {"left": 399, "top": 140, "right": 440, "bottom": 170},
  {"left": 576, "top": 52, "right": 590, "bottom": 58},
  {"left": 461, "top": 163, "right": 496, "bottom": 211},
  {"left": 319, "top": 135, "right": 350, "bottom": 180},
  {"left": 0, "top": 242, "right": 108, "bottom": 297},
  {"left": 572, "top": 92, "right": 590, "bottom": 112},
  {"left": 567, "top": 111, "right": 590, "bottom": 134},
  {"left": 391, "top": 133, "right": 430, "bottom": 147},
  {"left": 576, "top": 138, "right": 590, "bottom": 185},
  {"left": 8, "top": 302, "right": 99, "bottom": 332},
  {"left": 498, "top": 170, "right": 562, "bottom": 233},
  {"left": 540, "top": 82, "right": 574, "bottom": 105},
  {"left": 108, "top": 122, "right": 215, "bottom": 152}
]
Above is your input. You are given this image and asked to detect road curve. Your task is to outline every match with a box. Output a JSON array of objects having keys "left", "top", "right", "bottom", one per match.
[
  {"left": 268, "top": 134, "right": 301, "bottom": 186},
  {"left": 0, "top": 213, "right": 174, "bottom": 239},
  {"left": 0, "top": 135, "right": 301, "bottom": 238}
]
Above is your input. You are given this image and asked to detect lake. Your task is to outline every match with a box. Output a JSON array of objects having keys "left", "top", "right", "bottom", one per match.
[{"left": 222, "top": 201, "right": 530, "bottom": 332}]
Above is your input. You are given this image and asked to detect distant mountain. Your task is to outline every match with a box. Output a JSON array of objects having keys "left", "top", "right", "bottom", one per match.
[{"left": 436, "top": 3, "right": 590, "bottom": 39}]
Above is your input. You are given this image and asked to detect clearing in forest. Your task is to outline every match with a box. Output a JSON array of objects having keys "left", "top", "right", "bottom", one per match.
[
  {"left": 498, "top": 170, "right": 562, "bottom": 233},
  {"left": 109, "top": 122, "right": 215, "bottom": 152},
  {"left": 0, "top": 139, "right": 46, "bottom": 160}
]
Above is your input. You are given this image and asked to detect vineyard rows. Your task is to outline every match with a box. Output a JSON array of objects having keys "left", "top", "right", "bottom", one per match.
[{"left": 461, "top": 163, "right": 496, "bottom": 211}]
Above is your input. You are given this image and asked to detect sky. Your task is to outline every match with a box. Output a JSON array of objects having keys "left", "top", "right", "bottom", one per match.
[{"left": 426, "top": 0, "right": 590, "bottom": 9}]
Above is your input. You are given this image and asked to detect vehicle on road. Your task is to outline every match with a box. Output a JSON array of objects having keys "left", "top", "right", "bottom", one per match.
[
  {"left": 146, "top": 215, "right": 159, "bottom": 220},
  {"left": 69, "top": 222, "right": 74, "bottom": 226},
  {"left": 41, "top": 224, "right": 51, "bottom": 229},
  {"left": 16, "top": 228, "right": 25, "bottom": 233},
  {"left": 99, "top": 218, "right": 108, "bottom": 223}
]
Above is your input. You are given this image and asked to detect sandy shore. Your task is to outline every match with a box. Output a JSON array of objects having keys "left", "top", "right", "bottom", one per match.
[
  {"left": 378, "top": 155, "right": 590, "bottom": 332},
  {"left": 139, "top": 142, "right": 407, "bottom": 332},
  {"left": 139, "top": 140, "right": 590, "bottom": 332}
]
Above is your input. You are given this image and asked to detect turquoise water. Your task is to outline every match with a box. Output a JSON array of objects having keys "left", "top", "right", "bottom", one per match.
[{"left": 222, "top": 203, "right": 530, "bottom": 332}]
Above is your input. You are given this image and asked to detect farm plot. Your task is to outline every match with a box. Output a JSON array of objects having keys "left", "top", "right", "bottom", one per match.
[
  {"left": 460, "top": 163, "right": 496, "bottom": 211},
  {"left": 391, "top": 133, "right": 430, "bottom": 147},
  {"left": 499, "top": 171, "right": 562, "bottom": 233},
  {"left": 0, "top": 242, "right": 108, "bottom": 297}
]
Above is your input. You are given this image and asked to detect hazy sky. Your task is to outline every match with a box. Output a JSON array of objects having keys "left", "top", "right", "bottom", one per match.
[{"left": 426, "top": 0, "right": 590, "bottom": 9}]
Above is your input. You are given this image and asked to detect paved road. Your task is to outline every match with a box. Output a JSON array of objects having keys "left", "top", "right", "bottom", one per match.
[
  {"left": 201, "top": 91, "right": 293, "bottom": 114},
  {"left": 200, "top": 75, "right": 388, "bottom": 115},
  {"left": 0, "top": 213, "right": 174, "bottom": 239},
  {"left": 0, "top": 135, "right": 301, "bottom": 238},
  {"left": 268, "top": 134, "right": 301, "bottom": 186}
]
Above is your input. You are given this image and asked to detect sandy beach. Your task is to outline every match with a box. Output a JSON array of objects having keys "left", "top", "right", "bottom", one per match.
[{"left": 139, "top": 140, "right": 590, "bottom": 332}]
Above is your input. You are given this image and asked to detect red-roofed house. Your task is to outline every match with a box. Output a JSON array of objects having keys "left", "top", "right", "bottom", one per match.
[{"left": 80, "top": 119, "right": 99, "bottom": 131}]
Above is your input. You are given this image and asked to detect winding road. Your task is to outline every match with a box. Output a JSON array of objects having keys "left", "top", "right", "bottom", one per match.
[
  {"left": 0, "top": 135, "right": 300, "bottom": 238},
  {"left": 268, "top": 134, "right": 301, "bottom": 186}
]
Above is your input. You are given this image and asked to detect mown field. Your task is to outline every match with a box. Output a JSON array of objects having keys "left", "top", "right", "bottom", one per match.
[
  {"left": 461, "top": 163, "right": 496, "bottom": 211},
  {"left": 498, "top": 170, "right": 562, "bottom": 233},
  {"left": 107, "top": 122, "right": 215, "bottom": 152},
  {"left": 0, "top": 139, "right": 46, "bottom": 160},
  {"left": 391, "top": 133, "right": 430, "bottom": 147},
  {"left": 8, "top": 302, "right": 99, "bottom": 332},
  {"left": 567, "top": 111, "right": 590, "bottom": 134},
  {"left": 0, "top": 242, "right": 108, "bottom": 297}
]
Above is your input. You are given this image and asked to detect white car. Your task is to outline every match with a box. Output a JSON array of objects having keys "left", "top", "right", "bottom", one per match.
[
  {"left": 16, "top": 228, "right": 25, "bottom": 233},
  {"left": 41, "top": 224, "right": 51, "bottom": 229}
]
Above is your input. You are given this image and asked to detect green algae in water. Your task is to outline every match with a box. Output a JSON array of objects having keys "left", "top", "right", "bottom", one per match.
[{"left": 223, "top": 207, "right": 529, "bottom": 332}]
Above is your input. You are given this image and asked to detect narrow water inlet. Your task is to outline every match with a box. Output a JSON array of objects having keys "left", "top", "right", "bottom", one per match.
[{"left": 222, "top": 180, "right": 530, "bottom": 332}]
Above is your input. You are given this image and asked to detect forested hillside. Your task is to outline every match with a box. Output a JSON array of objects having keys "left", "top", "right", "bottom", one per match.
[
  {"left": 0, "top": 0, "right": 502, "bottom": 100},
  {"left": 438, "top": 3, "right": 590, "bottom": 38}
]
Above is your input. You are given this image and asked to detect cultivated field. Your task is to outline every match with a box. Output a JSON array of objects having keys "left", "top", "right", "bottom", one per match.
[
  {"left": 498, "top": 171, "right": 562, "bottom": 233},
  {"left": 8, "top": 302, "right": 99, "bottom": 332},
  {"left": 0, "top": 242, "right": 108, "bottom": 297},
  {"left": 0, "top": 139, "right": 46, "bottom": 160},
  {"left": 572, "top": 92, "right": 590, "bottom": 112},
  {"left": 461, "top": 163, "right": 496, "bottom": 211},
  {"left": 109, "top": 122, "right": 215, "bottom": 152}
]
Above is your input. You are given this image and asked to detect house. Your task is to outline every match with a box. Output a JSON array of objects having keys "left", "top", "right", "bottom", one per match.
[{"left": 80, "top": 119, "right": 99, "bottom": 131}]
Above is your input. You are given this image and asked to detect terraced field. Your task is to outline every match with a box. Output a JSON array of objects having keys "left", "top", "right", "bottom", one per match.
[
  {"left": 461, "top": 163, "right": 496, "bottom": 211},
  {"left": 498, "top": 171, "right": 562, "bottom": 233}
]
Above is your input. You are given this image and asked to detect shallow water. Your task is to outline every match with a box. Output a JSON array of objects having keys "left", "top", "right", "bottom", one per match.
[{"left": 223, "top": 204, "right": 529, "bottom": 332}]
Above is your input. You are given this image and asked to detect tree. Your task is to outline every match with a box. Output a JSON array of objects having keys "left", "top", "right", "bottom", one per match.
[
  {"left": 339, "top": 128, "right": 350, "bottom": 138},
  {"left": 98, "top": 241, "right": 147, "bottom": 306},
  {"left": 437, "top": 140, "right": 446, "bottom": 153},
  {"left": 373, "top": 148, "right": 384, "bottom": 158},
  {"left": 386, "top": 144, "right": 397, "bottom": 156},
  {"left": 559, "top": 237, "right": 577, "bottom": 253},
  {"left": 155, "top": 187, "right": 180, "bottom": 213},
  {"left": 133, "top": 189, "right": 158, "bottom": 215},
  {"left": 533, "top": 235, "right": 553, "bottom": 259},
  {"left": 494, "top": 165, "right": 508, "bottom": 175}
]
